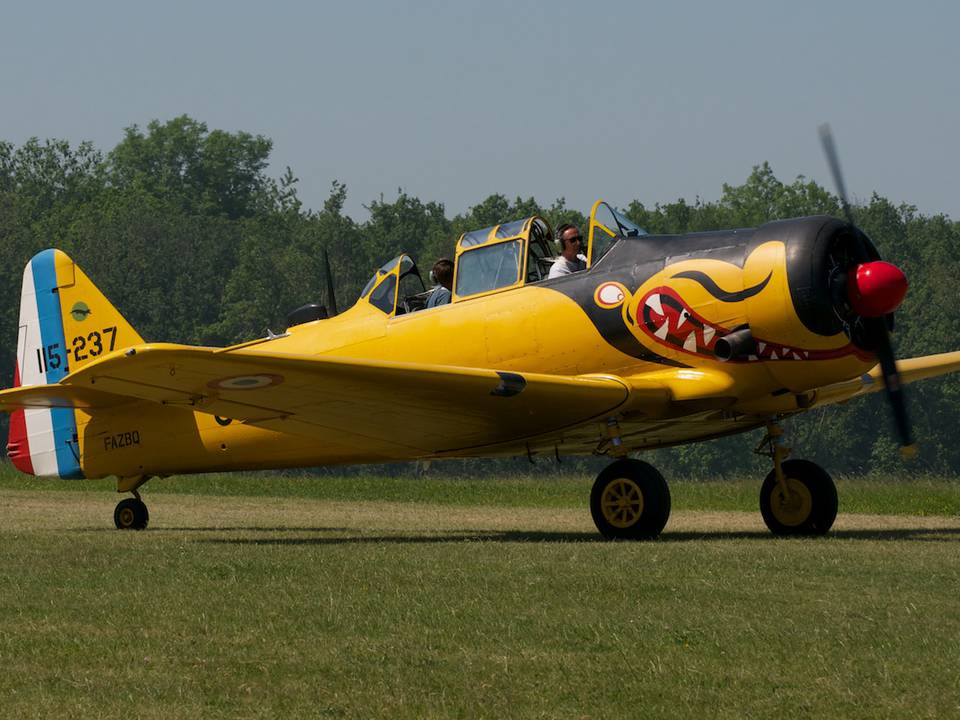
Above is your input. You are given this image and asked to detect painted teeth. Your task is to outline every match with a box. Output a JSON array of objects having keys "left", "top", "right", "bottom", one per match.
[
  {"left": 645, "top": 294, "right": 664, "bottom": 315},
  {"left": 639, "top": 295, "right": 812, "bottom": 363}
]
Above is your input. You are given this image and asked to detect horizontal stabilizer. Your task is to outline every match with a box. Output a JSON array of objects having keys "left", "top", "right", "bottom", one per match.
[{"left": 0, "top": 383, "right": 131, "bottom": 412}]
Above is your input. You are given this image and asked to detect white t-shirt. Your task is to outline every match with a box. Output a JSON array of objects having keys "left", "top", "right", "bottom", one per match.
[{"left": 548, "top": 254, "right": 587, "bottom": 279}]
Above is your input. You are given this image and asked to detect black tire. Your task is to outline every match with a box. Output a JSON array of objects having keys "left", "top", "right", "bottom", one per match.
[
  {"left": 114, "top": 498, "right": 149, "bottom": 530},
  {"left": 759, "top": 459, "right": 837, "bottom": 536},
  {"left": 590, "top": 458, "right": 671, "bottom": 540}
]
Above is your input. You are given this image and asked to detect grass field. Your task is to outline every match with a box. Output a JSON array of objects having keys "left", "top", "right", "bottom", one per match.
[{"left": 1, "top": 465, "right": 958, "bottom": 719}]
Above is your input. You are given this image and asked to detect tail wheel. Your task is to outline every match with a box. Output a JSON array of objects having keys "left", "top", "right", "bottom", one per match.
[
  {"left": 590, "top": 459, "right": 671, "bottom": 540},
  {"left": 114, "top": 498, "right": 149, "bottom": 530},
  {"left": 759, "top": 459, "right": 837, "bottom": 536}
]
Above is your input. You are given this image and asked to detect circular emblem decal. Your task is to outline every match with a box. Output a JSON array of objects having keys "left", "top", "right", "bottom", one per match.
[
  {"left": 593, "top": 281, "right": 627, "bottom": 309},
  {"left": 70, "top": 301, "right": 92, "bottom": 322},
  {"left": 208, "top": 374, "right": 283, "bottom": 391}
]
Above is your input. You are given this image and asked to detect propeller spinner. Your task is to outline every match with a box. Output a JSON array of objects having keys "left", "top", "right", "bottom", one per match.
[
  {"left": 819, "top": 124, "right": 916, "bottom": 457},
  {"left": 847, "top": 261, "right": 908, "bottom": 318}
]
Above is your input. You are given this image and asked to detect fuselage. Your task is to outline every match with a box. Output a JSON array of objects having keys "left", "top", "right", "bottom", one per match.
[{"left": 63, "top": 215, "right": 883, "bottom": 481}]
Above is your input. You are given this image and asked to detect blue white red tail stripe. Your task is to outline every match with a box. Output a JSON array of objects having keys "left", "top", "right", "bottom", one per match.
[
  {"left": 12, "top": 250, "right": 83, "bottom": 479},
  {"left": 6, "top": 363, "right": 34, "bottom": 475}
]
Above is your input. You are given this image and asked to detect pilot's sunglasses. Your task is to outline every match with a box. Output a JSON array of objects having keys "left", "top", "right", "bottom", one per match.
[{"left": 567, "top": 235, "right": 583, "bottom": 243}]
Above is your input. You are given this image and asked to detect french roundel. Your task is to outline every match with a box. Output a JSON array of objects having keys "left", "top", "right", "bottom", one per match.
[
  {"left": 209, "top": 374, "right": 283, "bottom": 390},
  {"left": 594, "top": 282, "right": 627, "bottom": 309}
]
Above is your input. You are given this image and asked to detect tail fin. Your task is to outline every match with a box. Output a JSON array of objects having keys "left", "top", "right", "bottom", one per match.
[{"left": 8, "top": 249, "right": 143, "bottom": 478}]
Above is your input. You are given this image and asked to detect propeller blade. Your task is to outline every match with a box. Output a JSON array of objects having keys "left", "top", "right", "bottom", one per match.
[
  {"left": 820, "top": 124, "right": 915, "bottom": 458},
  {"left": 868, "top": 318, "right": 917, "bottom": 458},
  {"left": 323, "top": 247, "right": 339, "bottom": 316},
  {"left": 818, "top": 124, "right": 856, "bottom": 226}
]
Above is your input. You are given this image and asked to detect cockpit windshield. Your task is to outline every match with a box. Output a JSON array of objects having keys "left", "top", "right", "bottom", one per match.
[
  {"left": 360, "top": 256, "right": 402, "bottom": 299},
  {"left": 359, "top": 254, "right": 427, "bottom": 316},
  {"left": 595, "top": 203, "right": 646, "bottom": 238},
  {"left": 452, "top": 216, "right": 552, "bottom": 300},
  {"left": 588, "top": 201, "right": 647, "bottom": 266}
]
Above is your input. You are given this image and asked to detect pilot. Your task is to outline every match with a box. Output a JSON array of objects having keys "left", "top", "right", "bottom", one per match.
[
  {"left": 426, "top": 258, "right": 454, "bottom": 308},
  {"left": 548, "top": 224, "right": 588, "bottom": 279}
]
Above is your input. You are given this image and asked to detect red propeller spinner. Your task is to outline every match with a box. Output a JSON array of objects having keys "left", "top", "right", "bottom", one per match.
[{"left": 846, "top": 261, "right": 908, "bottom": 318}]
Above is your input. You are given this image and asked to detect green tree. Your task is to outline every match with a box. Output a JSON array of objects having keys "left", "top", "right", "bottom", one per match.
[
  {"left": 62, "top": 187, "right": 241, "bottom": 345},
  {"left": 360, "top": 190, "right": 450, "bottom": 272},
  {"left": 2, "top": 121, "right": 959, "bottom": 477},
  {"left": 108, "top": 115, "right": 274, "bottom": 220}
]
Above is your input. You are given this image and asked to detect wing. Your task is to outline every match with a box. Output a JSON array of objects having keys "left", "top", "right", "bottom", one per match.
[
  {"left": 813, "top": 350, "right": 960, "bottom": 407},
  {"left": 0, "top": 344, "right": 738, "bottom": 457},
  {"left": 733, "top": 350, "right": 960, "bottom": 416},
  {"left": 7, "top": 344, "right": 956, "bottom": 458},
  {"left": 51, "top": 344, "right": 672, "bottom": 454}
]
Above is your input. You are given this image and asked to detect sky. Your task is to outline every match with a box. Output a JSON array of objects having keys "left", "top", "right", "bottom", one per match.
[{"left": 2, "top": 1, "right": 958, "bottom": 221}]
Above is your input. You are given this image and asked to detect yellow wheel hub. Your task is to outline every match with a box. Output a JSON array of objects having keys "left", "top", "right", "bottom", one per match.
[
  {"left": 118, "top": 508, "right": 135, "bottom": 527},
  {"left": 601, "top": 478, "right": 644, "bottom": 528},
  {"left": 770, "top": 478, "right": 813, "bottom": 527}
]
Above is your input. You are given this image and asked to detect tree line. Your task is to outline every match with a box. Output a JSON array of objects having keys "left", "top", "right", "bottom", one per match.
[{"left": 2, "top": 115, "right": 958, "bottom": 478}]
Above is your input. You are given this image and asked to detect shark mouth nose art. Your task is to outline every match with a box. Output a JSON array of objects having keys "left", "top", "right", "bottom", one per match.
[
  {"left": 638, "top": 287, "right": 855, "bottom": 362},
  {"left": 641, "top": 288, "right": 719, "bottom": 355}
]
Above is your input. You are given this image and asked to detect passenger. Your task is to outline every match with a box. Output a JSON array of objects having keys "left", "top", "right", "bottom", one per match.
[
  {"left": 426, "top": 258, "right": 454, "bottom": 308},
  {"left": 548, "top": 224, "right": 587, "bottom": 279}
]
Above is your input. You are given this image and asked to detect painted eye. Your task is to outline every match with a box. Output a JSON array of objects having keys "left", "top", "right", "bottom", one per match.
[{"left": 594, "top": 282, "right": 627, "bottom": 309}]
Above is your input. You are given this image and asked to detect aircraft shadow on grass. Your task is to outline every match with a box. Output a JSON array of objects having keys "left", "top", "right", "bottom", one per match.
[{"left": 157, "top": 525, "right": 960, "bottom": 546}]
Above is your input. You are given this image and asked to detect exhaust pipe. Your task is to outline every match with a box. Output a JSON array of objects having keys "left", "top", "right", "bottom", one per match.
[{"left": 714, "top": 327, "right": 756, "bottom": 361}]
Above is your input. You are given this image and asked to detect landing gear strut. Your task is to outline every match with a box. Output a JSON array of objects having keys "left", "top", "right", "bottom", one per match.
[
  {"left": 114, "top": 476, "right": 150, "bottom": 530},
  {"left": 756, "top": 422, "right": 837, "bottom": 536},
  {"left": 590, "top": 458, "right": 671, "bottom": 540}
]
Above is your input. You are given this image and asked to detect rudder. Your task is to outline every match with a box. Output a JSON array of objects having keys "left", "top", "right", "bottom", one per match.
[{"left": 9, "top": 249, "right": 144, "bottom": 478}]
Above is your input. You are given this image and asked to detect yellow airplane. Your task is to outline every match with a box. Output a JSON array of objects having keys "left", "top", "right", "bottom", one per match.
[{"left": 2, "top": 193, "right": 959, "bottom": 539}]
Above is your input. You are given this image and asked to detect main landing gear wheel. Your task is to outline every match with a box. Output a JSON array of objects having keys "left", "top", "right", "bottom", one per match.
[
  {"left": 114, "top": 497, "right": 149, "bottom": 530},
  {"left": 759, "top": 459, "right": 837, "bottom": 536},
  {"left": 590, "top": 458, "right": 671, "bottom": 540}
]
